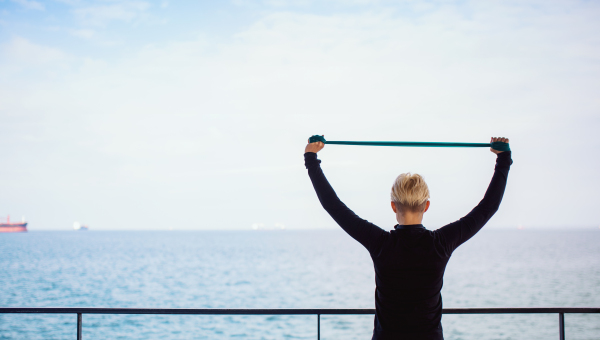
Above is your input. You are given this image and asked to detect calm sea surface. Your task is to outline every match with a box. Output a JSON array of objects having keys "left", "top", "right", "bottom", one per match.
[{"left": 1, "top": 230, "right": 599, "bottom": 340}]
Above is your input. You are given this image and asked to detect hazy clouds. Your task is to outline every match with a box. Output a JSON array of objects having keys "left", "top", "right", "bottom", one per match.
[{"left": 1, "top": 0, "right": 599, "bottom": 230}]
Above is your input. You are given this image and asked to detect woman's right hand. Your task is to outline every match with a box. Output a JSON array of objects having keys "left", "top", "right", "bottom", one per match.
[{"left": 490, "top": 137, "right": 509, "bottom": 154}]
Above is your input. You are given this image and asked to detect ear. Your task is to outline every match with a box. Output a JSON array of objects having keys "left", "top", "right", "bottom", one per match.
[
  {"left": 391, "top": 201, "right": 397, "bottom": 213},
  {"left": 423, "top": 201, "right": 430, "bottom": 213}
]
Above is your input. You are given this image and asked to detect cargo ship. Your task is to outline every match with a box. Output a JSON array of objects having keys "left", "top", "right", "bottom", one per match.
[
  {"left": 0, "top": 215, "right": 28, "bottom": 233},
  {"left": 73, "top": 222, "right": 89, "bottom": 231}
]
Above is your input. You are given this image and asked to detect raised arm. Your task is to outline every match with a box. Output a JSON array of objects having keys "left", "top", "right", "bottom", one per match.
[
  {"left": 437, "top": 137, "right": 513, "bottom": 253},
  {"left": 304, "top": 140, "right": 387, "bottom": 255}
]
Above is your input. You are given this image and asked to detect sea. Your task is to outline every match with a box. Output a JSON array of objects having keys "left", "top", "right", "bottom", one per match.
[{"left": 1, "top": 229, "right": 599, "bottom": 340}]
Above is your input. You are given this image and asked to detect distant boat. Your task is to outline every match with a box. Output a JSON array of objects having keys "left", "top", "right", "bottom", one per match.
[
  {"left": 73, "top": 222, "right": 89, "bottom": 231},
  {"left": 0, "top": 215, "right": 27, "bottom": 233}
]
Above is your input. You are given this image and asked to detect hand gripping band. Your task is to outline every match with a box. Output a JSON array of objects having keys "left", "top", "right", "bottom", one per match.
[{"left": 308, "top": 135, "right": 510, "bottom": 152}]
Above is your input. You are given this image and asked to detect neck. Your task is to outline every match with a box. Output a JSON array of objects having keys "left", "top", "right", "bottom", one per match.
[{"left": 396, "top": 212, "right": 423, "bottom": 225}]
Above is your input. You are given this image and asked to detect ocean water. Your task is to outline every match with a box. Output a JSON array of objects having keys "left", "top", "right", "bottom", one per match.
[{"left": 0, "top": 229, "right": 599, "bottom": 340}]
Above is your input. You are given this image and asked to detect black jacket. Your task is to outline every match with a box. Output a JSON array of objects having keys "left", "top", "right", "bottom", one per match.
[{"left": 305, "top": 152, "right": 512, "bottom": 340}]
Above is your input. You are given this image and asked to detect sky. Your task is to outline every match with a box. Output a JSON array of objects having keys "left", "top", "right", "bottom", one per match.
[{"left": 0, "top": 0, "right": 599, "bottom": 230}]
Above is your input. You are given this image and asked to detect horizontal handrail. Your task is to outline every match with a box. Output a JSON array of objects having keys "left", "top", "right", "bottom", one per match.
[
  {"left": 1, "top": 307, "right": 599, "bottom": 315},
  {"left": 2, "top": 307, "right": 597, "bottom": 340}
]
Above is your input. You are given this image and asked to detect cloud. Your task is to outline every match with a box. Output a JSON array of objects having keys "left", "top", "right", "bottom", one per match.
[
  {"left": 1, "top": 1, "right": 599, "bottom": 229},
  {"left": 53, "top": 0, "right": 81, "bottom": 4},
  {"left": 0, "top": 37, "right": 71, "bottom": 80},
  {"left": 70, "top": 29, "right": 95, "bottom": 39},
  {"left": 10, "top": 0, "right": 44, "bottom": 11},
  {"left": 2, "top": 36, "right": 66, "bottom": 65},
  {"left": 233, "top": 0, "right": 379, "bottom": 7},
  {"left": 72, "top": 1, "right": 150, "bottom": 26}
]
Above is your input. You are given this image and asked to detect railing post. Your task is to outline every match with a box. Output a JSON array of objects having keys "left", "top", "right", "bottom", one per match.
[
  {"left": 559, "top": 312, "right": 565, "bottom": 340},
  {"left": 77, "top": 313, "right": 82, "bottom": 340},
  {"left": 317, "top": 314, "right": 320, "bottom": 340}
]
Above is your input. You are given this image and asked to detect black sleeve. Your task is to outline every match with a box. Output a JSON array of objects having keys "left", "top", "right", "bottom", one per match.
[
  {"left": 304, "top": 152, "right": 387, "bottom": 255},
  {"left": 437, "top": 152, "right": 513, "bottom": 253}
]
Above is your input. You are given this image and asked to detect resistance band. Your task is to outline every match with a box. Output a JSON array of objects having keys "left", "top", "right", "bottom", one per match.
[{"left": 308, "top": 135, "right": 510, "bottom": 152}]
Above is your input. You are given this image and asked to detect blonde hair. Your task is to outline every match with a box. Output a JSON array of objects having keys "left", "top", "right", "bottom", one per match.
[{"left": 391, "top": 173, "right": 430, "bottom": 212}]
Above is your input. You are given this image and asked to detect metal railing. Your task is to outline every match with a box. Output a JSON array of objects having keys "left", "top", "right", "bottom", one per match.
[{"left": 1, "top": 307, "right": 598, "bottom": 340}]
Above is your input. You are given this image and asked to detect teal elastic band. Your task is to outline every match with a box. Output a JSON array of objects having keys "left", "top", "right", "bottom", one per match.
[{"left": 308, "top": 135, "right": 510, "bottom": 152}]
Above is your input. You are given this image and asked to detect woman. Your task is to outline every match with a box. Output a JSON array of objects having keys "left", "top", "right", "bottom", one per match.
[{"left": 304, "top": 137, "right": 512, "bottom": 340}]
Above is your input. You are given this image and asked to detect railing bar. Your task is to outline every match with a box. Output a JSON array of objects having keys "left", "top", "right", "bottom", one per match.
[
  {"left": 0, "top": 308, "right": 595, "bottom": 340},
  {"left": 317, "top": 314, "right": 320, "bottom": 340},
  {"left": 559, "top": 312, "right": 565, "bottom": 340},
  {"left": 443, "top": 308, "right": 600, "bottom": 314},
  {"left": 0, "top": 307, "right": 598, "bottom": 315},
  {"left": 77, "top": 313, "right": 82, "bottom": 340}
]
